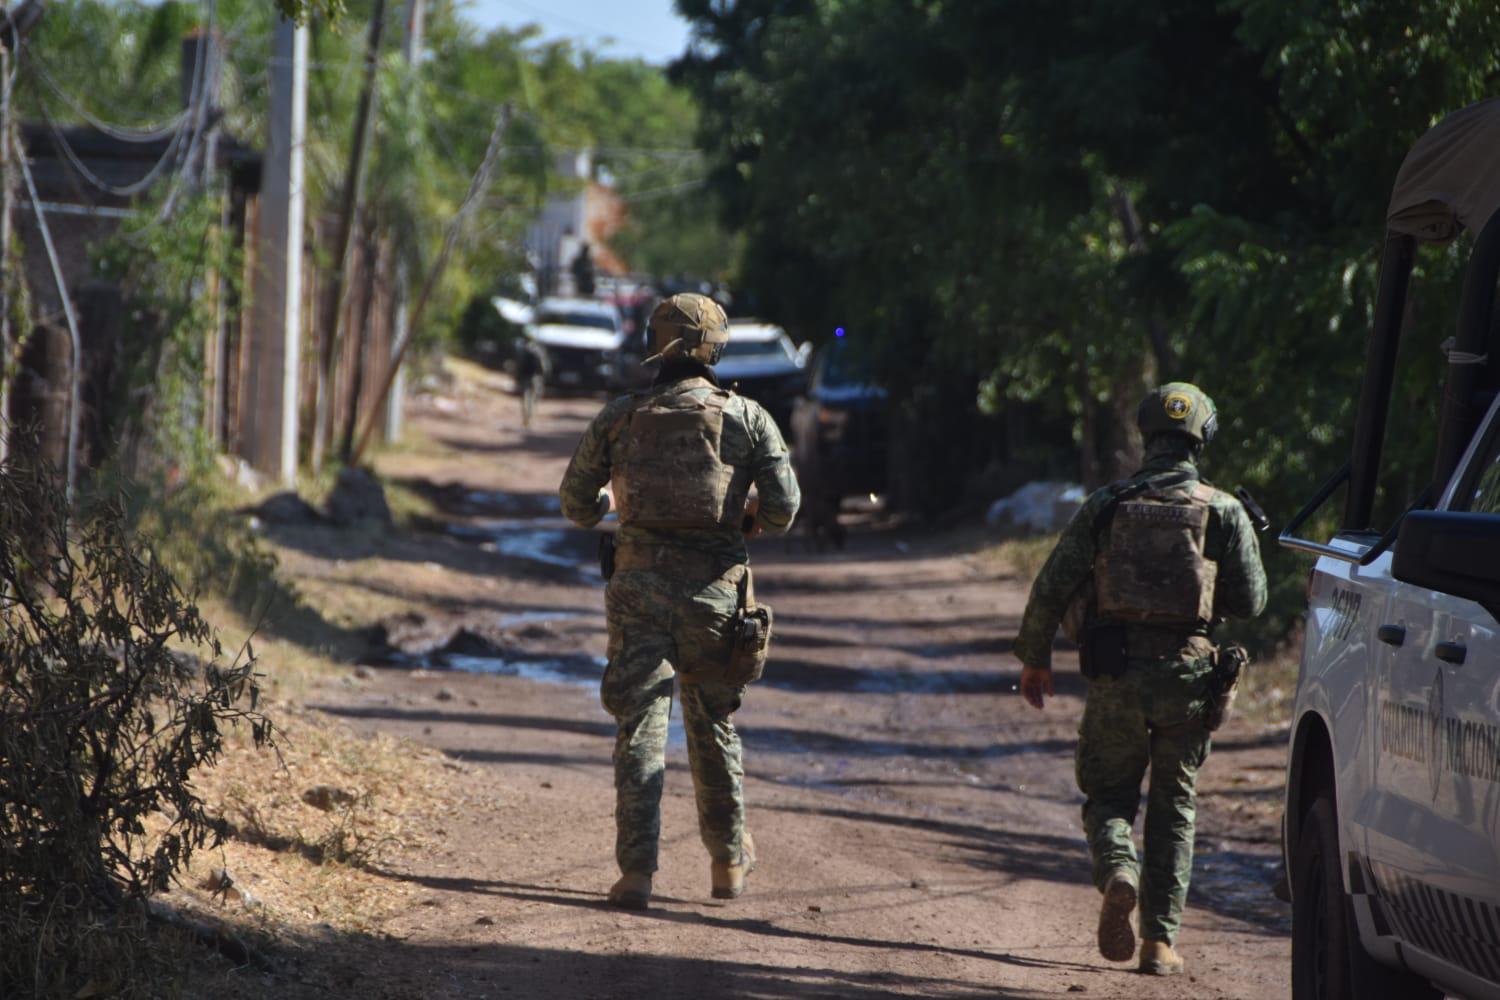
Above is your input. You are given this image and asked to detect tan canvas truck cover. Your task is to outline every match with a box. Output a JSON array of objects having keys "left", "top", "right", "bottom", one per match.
[{"left": 1388, "top": 96, "right": 1500, "bottom": 243}]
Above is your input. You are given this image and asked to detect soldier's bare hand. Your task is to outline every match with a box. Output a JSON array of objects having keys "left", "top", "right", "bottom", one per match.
[
  {"left": 1020, "top": 665, "right": 1053, "bottom": 710},
  {"left": 742, "top": 495, "right": 762, "bottom": 538}
]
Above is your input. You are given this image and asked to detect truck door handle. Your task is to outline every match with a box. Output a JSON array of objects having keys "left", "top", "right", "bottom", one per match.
[
  {"left": 1435, "top": 641, "right": 1467, "bottom": 665},
  {"left": 1377, "top": 625, "right": 1406, "bottom": 646}
]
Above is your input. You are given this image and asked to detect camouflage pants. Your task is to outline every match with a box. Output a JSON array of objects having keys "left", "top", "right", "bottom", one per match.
[
  {"left": 1076, "top": 656, "right": 1213, "bottom": 945},
  {"left": 602, "top": 556, "right": 749, "bottom": 876}
]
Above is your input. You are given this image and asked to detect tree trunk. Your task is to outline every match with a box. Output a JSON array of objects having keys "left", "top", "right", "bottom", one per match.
[{"left": 1072, "top": 335, "right": 1103, "bottom": 490}]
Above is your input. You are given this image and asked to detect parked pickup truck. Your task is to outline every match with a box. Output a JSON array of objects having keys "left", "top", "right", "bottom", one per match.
[
  {"left": 525, "top": 297, "right": 628, "bottom": 391},
  {"left": 1279, "top": 97, "right": 1500, "bottom": 1000}
]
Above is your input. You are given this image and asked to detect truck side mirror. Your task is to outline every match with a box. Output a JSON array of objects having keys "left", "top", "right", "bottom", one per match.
[{"left": 1392, "top": 510, "right": 1500, "bottom": 621}]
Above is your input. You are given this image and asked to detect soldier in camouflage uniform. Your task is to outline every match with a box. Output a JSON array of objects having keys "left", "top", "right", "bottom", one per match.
[
  {"left": 1014, "top": 383, "right": 1267, "bottom": 976},
  {"left": 559, "top": 293, "right": 801, "bottom": 911}
]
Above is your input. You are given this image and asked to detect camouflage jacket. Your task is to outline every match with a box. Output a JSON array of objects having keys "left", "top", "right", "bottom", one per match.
[
  {"left": 1013, "top": 447, "right": 1268, "bottom": 670},
  {"left": 559, "top": 365, "right": 801, "bottom": 562}
]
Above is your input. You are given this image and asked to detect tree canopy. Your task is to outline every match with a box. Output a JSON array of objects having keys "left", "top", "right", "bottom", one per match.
[{"left": 672, "top": 0, "right": 1500, "bottom": 640}]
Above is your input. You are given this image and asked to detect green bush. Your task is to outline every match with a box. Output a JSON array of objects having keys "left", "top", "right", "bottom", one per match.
[{"left": 0, "top": 447, "right": 275, "bottom": 997}]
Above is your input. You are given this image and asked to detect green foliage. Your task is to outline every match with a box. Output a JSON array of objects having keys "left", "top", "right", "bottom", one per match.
[
  {"left": 94, "top": 195, "right": 237, "bottom": 470},
  {"left": 676, "top": 0, "right": 1500, "bottom": 644},
  {"left": 276, "top": 0, "right": 347, "bottom": 25},
  {"left": 0, "top": 445, "right": 274, "bottom": 998}
]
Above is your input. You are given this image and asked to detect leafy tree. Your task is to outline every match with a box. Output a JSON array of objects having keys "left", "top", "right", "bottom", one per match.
[
  {"left": 276, "top": 0, "right": 346, "bottom": 24},
  {"left": 675, "top": 0, "right": 1500, "bottom": 640}
]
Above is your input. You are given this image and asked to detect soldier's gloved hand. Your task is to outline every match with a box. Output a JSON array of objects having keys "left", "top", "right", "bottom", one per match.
[{"left": 1020, "top": 664, "right": 1053, "bottom": 710}]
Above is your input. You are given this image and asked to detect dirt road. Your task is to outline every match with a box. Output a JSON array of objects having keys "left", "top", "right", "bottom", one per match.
[{"left": 265, "top": 368, "right": 1291, "bottom": 999}]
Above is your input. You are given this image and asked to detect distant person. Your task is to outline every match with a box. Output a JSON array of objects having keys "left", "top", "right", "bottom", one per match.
[
  {"left": 559, "top": 293, "right": 800, "bottom": 911},
  {"left": 515, "top": 334, "right": 549, "bottom": 428},
  {"left": 571, "top": 243, "right": 597, "bottom": 298},
  {"left": 1012, "top": 383, "right": 1266, "bottom": 976}
]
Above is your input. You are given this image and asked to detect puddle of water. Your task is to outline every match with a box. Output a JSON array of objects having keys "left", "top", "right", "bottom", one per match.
[
  {"left": 441, "top": 652, "right": 606, "bottom": 688},
  {"left": 1191, "top": 847, "right": 1290, "bottom": 931},
  {"left": 438, "top": 647, "right": 685, "bottom": 748},
  {"left": 462, "top": 491, "right": 563, "bottom": 516},
  {"left": 496, "top": 610, "right": 581, "bottom": 629},
  {"left": 447, "top": 519, "right": 596, "bottom": 575}
]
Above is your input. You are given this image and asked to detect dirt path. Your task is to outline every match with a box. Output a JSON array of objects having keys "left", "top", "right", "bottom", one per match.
[{"left": 267, "top": 368, "right": 1291, "bottom": 999}]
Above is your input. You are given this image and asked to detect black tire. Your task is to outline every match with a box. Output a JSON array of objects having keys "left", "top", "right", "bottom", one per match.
[{"left": 1292, "top": 793, "right": 1440, "bottom": 1000}]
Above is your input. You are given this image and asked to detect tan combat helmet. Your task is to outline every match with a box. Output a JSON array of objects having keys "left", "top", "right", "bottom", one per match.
[
  {"left": 645, "top": 293, "right": 730, "bottom": 365},
  {"left": 1137, "top": 382, "right": 1218, "bottom": 446}
]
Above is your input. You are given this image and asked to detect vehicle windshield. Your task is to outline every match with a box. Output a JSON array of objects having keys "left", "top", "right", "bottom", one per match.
[
  {"left": 537, "top": 311, "right": 616, "bottom": 331},
  {"left": 721, "top": 338, "right": 793, "bottom": 361}
]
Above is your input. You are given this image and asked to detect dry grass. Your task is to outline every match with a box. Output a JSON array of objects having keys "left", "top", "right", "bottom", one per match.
[
  {"left": 1237, "top": 640, "right": 1301, "bottom": 726},
  {"left": 162, "top": 695, "right": 464, "bottom": 959},
  {"left": 975, "top": 533, "right": 1060, "bottom": 585}
]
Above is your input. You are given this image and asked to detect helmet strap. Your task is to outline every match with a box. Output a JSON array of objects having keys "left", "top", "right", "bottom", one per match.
[{"left": 643, "top": 337, "right": 684, "bottom": 366}]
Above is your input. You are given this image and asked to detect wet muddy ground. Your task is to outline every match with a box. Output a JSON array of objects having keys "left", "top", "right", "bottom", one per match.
[{"left": 261, "top": 374, "right": 1292, "bottom": 999}]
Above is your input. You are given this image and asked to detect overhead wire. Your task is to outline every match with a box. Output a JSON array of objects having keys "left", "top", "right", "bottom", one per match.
[
  {"left": 21, "top": 0, "right": 217, "bottom": 203},
  {"left": 31, "top": 96, "right": 190, "bottom": 197},
  {"left": 29, "top": 55, "right": 188, "bottom": 142}
]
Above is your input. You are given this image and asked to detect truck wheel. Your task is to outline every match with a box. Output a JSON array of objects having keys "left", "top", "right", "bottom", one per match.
[{"left": 1292, "top": 794, "right": 1439, "bottom": 1000}]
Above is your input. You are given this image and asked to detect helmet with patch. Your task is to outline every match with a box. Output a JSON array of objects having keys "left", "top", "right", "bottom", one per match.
[
  {"left": 1137, "top": 382, "right": 1217, "bottom": 446},
  {"left": 645, "top": 293, "right": 730, "bottom": 365}
]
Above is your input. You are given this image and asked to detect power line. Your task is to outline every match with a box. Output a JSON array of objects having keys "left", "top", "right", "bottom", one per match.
[
  {"left": 617, "top": 177, "right": 708, "bottom": 203},
  {"left": 28, "top": 52, "right": 188, "bottom": 143},
  {"left": 32, "top": 96, "right": 190, "bottom": 197},
  {"left": 21, "top": 0, "right": 217, "bottom": 204}
]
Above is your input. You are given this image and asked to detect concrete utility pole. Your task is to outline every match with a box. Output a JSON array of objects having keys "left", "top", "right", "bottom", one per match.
[
  {"left": 245, "top": 15, "right": 307, "bottom": 483},
  {"left": 384, "top": 0, "right": 423, "bottom": 444}
]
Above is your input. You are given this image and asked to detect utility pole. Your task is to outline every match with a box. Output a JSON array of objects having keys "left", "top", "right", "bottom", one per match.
[
  {"left": 312, "top": 0, "right": 385, "bottom": 471},
  {"left": 384, "top": 0, "right": 423, "bottom": 446},
  {"left": 244, "top": 14, "right": 307, "bottom": 484}
]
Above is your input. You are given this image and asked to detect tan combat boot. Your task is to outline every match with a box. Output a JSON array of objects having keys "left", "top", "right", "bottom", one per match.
[
  {"left": 1097, "top": 869, "right": 1138, "bottom": 962},
  {"left": 607, "top": 872, "right": 652, "bottom": 911},
  {"left": 1139, "top": 938, "right": 1185, "bottom": 976},
  {"left": 711, "top": 831, "right": 757, "bottom": 900}
]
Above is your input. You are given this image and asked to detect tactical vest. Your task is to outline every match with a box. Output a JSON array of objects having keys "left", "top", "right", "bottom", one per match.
[
  {"left": 1093, "top": 481, "right": 1218, "bottom": 630},
  {"left": 611, "top": 379, "right": 752, "bottom": 530}
]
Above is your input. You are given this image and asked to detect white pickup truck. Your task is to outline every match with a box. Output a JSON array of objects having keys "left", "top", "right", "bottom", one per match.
[{"left": 1280, "top": 98, "right": 1500, "bottom": 1000}]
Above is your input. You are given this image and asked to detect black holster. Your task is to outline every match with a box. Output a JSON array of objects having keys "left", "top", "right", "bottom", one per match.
[
  {"left": 1204, "top": 643, "right": 1249, "bottom": 731},
  {"left": 1081, "top": 624, "right": 1129, "bottom": 679},
  {"left": 599, "top": 533, "right": 616, "bottom": 581}
]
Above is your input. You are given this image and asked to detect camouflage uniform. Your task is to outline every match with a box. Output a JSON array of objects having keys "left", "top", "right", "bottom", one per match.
[
  {"left": 560, "top": 361, "right": 800, "bottom": 877},
  {"left": 1014, "top": 439, "right": 1267, "bottom": 945}
]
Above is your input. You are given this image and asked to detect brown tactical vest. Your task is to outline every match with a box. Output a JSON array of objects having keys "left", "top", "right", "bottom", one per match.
[
  {"left": 611, "top": 379, "right": 752, "bottom": 530},
  {"left": 1093, "top": 481, "right": 1218, "bottom": 630}
]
